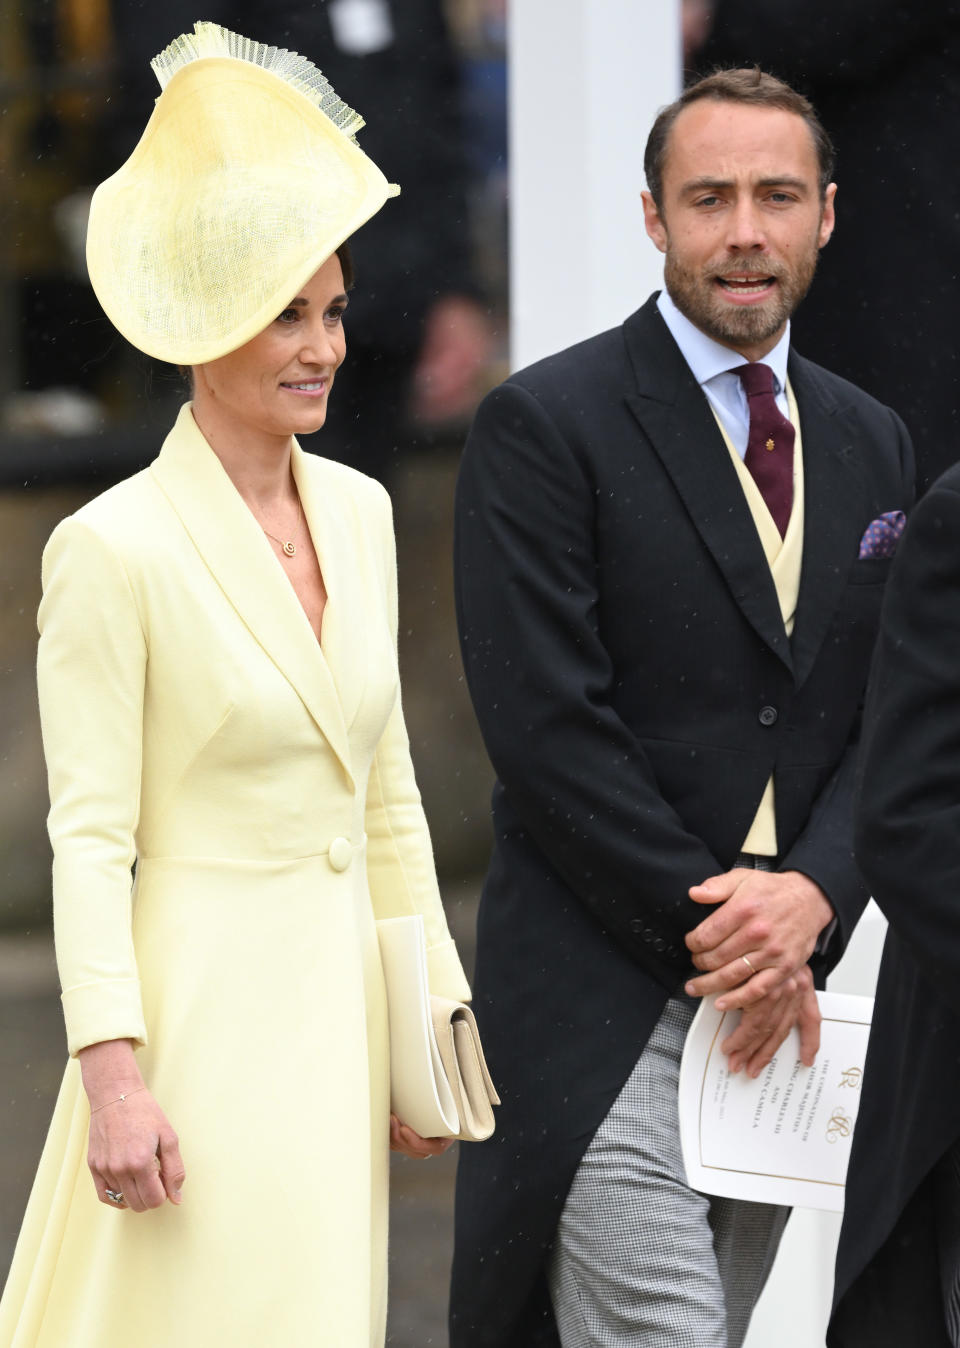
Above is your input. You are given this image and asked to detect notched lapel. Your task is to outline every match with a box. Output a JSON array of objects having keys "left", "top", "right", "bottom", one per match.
[
  {"left": 623, "top": 304, "right": 793, "bottom": 672},
  {"left": 150, "top": 405, "right": 356, "bottom": 788},
  {"left": 788, "top": 358, "right": 866, "bottom": 689}
]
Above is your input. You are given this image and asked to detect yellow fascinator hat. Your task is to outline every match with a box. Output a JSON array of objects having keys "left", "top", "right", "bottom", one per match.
[{"left": 85, "top": 21, "right": 399, "bottom": 365}]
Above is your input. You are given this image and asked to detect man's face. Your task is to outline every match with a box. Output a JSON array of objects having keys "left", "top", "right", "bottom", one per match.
[{"left": 642, "top": 100, "right": 836, "bottom": 361}]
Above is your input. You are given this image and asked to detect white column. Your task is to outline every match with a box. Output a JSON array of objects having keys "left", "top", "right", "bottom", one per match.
[{"left": 507, "top": 0, "right": 680, "bottom": 371}]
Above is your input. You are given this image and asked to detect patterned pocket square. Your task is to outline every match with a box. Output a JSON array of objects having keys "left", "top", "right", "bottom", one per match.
[{"left": 858, "top": 510, "right": 906, "bottom": 559}]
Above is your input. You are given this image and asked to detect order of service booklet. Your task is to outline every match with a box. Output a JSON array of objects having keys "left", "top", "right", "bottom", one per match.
[{"left": 678, "top": 992, "right": 873, "bottom": 1212}]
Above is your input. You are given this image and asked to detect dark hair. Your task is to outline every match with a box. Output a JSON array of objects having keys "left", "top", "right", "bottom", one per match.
[
  {"left": 335, "top": 240, "right": 355, "bottom": 291},
  {"left": 643, "top": 67, "right": 836, "bottom": 209}
]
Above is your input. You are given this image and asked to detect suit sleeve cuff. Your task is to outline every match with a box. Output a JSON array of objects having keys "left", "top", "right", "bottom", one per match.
[{"left": 61, "top": 979, "right": 148, "bottom": 1058}]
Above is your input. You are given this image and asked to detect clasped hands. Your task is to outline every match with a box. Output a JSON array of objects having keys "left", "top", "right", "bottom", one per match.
[{"left": 682, "top": 868, "right": 834, "bottom": 1079}]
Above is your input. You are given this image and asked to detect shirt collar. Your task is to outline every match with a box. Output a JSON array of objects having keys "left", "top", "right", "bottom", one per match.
[{"left": 657, "top": 288, "right": 792, "bottom": 393}]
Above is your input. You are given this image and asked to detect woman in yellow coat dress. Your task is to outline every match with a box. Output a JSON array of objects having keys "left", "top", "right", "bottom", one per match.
[{"left": 0, "top": 23, "right": 470, "bottom": 1348}]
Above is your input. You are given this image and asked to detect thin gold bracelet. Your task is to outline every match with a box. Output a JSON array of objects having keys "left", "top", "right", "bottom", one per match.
[{"left": 91, "top": 1086, "right": 147, "bottom": 1114}]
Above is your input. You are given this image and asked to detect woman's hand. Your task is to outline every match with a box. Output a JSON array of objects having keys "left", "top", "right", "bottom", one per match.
[
  {"left": 79, "top": 1039, "right": 185, "bottom": 1212},
  {"left": 389, "top": 1113, "right": 454, "bottom": 1160}
]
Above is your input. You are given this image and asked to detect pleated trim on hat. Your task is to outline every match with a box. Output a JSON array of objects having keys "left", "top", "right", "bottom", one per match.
[{"left": 151, "top": 20, "right": 369, "bottom": 146}]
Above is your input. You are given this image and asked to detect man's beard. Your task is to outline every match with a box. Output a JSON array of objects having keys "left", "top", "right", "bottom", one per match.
[{"left": 664, "top": 243, "right": 820, "bottom": 350}]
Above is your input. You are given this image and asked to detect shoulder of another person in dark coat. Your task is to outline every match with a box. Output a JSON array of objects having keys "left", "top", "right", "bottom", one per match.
[
  {"left": 892, "top": 461, "right": 960, "bottom": 563},
  {"left": 879, "top": 466, "right": 960, "bottom": 611},
  {"left": 919, "top": 460, "right": 960, "bottom": 503}
]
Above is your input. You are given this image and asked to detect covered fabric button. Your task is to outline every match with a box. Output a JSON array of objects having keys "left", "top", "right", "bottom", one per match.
[{"left": 328, "top": 837, "right": 352, "bottom": 871}]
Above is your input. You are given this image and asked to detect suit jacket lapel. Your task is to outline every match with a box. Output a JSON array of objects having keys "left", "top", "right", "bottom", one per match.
[
  {"left": 149, "top": 404, "right": 356, "bottom": 788},
  {"left": 788, "top": 353, "right": 866, "bottom": 689},
  {"left": 623, "top": 299, "right": 794, "bottom": 674}
]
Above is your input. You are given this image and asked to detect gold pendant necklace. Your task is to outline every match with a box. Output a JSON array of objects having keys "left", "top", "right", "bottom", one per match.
[{"left": 262, "top": 497, "right": 302, "bottom": 557}]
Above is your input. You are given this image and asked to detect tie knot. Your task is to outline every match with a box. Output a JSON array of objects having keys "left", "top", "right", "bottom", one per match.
[{"left": 737, "top": 362, "right": 776, "bottom": 398}]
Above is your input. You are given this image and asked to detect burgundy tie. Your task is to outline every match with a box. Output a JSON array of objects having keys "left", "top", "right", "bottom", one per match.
[{"left": 736, "top": 363, "right": 795, "bottom": 538}]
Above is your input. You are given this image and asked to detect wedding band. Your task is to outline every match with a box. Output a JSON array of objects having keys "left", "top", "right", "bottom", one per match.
[
  {"left": 105, "top": 1188, "right": 125, "bottom": 1206},
  {"left": 741, "top": 954, "right": 757, "bottom": 976}
]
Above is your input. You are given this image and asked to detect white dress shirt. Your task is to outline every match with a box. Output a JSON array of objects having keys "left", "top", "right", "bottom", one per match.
[{"left": 656, "top": 290, "right": 791, "bottom": 456}]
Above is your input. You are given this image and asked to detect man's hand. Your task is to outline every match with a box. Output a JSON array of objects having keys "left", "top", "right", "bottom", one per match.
[
  {"left": 683, "top": 868, "right": 834, "bottom": 1007},
  {"left": 718, "top": 966, "right": 821, "bottom": 1077}
]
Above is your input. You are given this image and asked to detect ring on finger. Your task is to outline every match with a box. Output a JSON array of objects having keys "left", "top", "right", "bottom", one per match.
[
  {"left": 741, "top": 954, "right": 758, "bottom": 976},
  {"left": 104, "top": 1188, "right": 126, "bottom": 1206}
]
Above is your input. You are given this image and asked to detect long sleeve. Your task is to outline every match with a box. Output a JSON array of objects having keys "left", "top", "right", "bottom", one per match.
[
  {"left": 363, "top": 486, "right": 471, "bottom": 1003},
  {"left": 37, "top": 516, "right": 148, "bottom": 1056}
]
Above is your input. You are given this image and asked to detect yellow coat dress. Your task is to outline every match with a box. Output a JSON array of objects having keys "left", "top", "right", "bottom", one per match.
[{"left": 0, "top": 404, "right": 470, "bottom": 1348}]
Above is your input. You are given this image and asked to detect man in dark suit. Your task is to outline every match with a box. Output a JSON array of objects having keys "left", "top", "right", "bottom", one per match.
[
  {"left": 829, "top": 467, "right": 960, "bottom": 1348},
  {"left": 451, "top": 68, "right": 914, "bottom": 1348}
]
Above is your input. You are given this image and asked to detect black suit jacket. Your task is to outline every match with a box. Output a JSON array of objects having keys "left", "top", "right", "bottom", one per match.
[
  {"left": 450, "top": 295, "right": 914, "bottom": 1348},
  {"left": 830, "top": 465, "right": 960, "bottom": 1347}
]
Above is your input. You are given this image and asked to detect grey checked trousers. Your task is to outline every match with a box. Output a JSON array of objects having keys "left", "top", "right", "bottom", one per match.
[{"left": 548, "top": 995, "right": 789, "bottom": 1347}]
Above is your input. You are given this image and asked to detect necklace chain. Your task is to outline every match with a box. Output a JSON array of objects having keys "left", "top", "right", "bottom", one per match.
[{"left": 261, "top": 497, "right": 302, "bottom": 558}]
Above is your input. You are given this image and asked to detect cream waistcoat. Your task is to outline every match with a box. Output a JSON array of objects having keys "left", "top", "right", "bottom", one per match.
[{"left": 711, "top": 382, "right": 805, "bottom": 855}]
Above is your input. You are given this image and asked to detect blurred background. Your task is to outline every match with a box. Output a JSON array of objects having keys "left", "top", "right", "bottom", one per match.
[{"left": 2, "top": 1, "right": 958, "bottom": 1342}]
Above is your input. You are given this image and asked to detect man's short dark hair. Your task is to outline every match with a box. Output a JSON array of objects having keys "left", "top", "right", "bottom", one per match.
[{"left": 644, "top": 67, "right": 836, "bottom": 209}]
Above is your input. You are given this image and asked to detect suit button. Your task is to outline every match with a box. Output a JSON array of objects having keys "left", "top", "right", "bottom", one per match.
[
  {"left": 759, "top": 706, "right": 778, "bottom": 727},
  {"left": 653, "top": 937, "right": 666, "bottom": 953},
  {"left": 328, "top": 837, "right": 352, "bottom": 872},
  {"left": 629, "top": 919, "right": 644, "bottom": 935}
]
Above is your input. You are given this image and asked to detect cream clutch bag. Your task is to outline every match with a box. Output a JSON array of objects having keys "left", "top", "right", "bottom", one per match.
[{"left": 376, "top": 914, "right": 499, "bottom": 1142}]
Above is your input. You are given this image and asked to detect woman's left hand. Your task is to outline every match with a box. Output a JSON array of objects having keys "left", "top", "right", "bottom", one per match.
[{"left": 389, "top": 1113, "right": 454, "bottom": 1160}]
